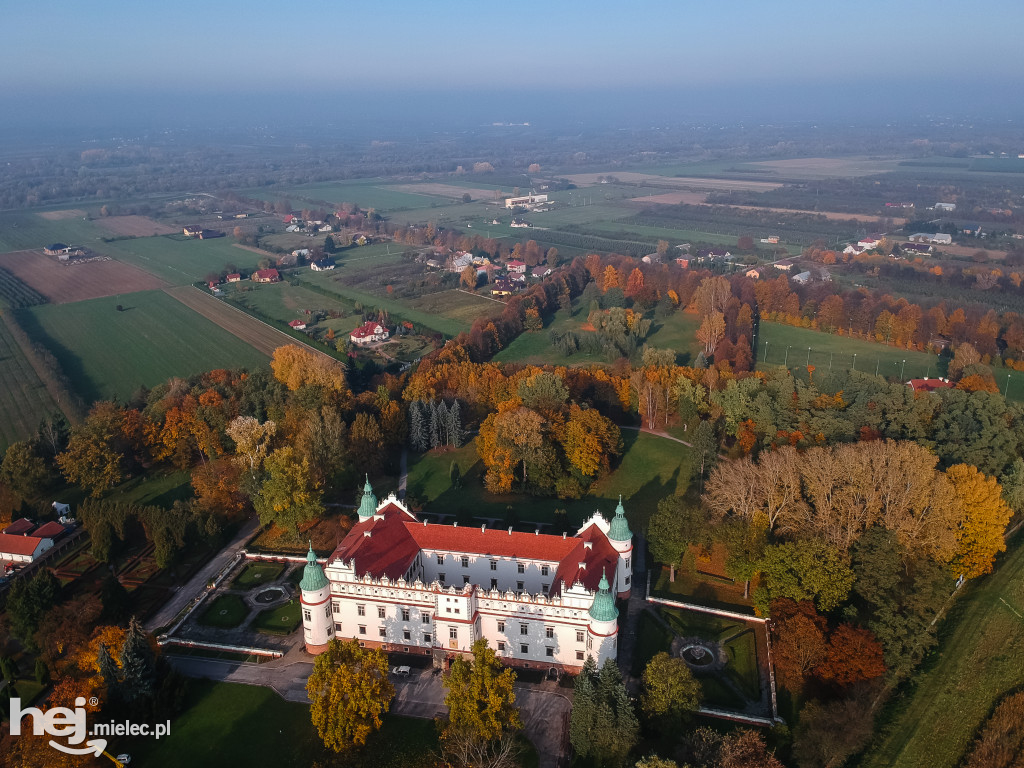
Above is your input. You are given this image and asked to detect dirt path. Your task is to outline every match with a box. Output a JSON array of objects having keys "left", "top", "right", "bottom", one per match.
[{"left": 162, "top": 286, "right": 335, "bottom": 361}]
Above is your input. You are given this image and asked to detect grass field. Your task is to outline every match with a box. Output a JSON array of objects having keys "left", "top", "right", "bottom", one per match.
[
  {"left": 0, "top": 318, "right": 60, "bottom": 451},
  {"left": 406, "top": 429, "right": 693, "bottom": 531},
  {"left": 403, "top": 289, "right": 506, "bottom": 326},
  {"left": 125, "top": 679, "right": 440, "bottom": 768},
  {"left": 224, "top": 280, "right": 361, "bottom": 332},
  {"left": 493, "top": 306, "right": 607, "bottom": 365},
  {"left": 252, "top": 598, "right": 302, "bottom": 634},
  {"left": 106, "top": 471, "right": 193, "bottom": 507},
  {"left": 240, "top": 180, "right": 451, "bottom": 211},
  {"left": 860, "top": 531, "right": 1024, "bottom": 768},
  {"left": 198, "top": 594, "right": 250, "bottom": 628},
  {"left": 757, "top": 322, "right": 943, "bottom": 381},
  {"left": 645, "top": 312, "right": 703, "bottom": 363},
  {"left": 23, "top": 290, "right": 269, "bottom": 402},
  {"left": 99, "top": 235, "right": 266, "bottom": 285},
  {"left": 233, "top": 562, "right": 286, "bottom": 589},
  {"left": 0, "top": 211, "right": 106, "bottom": 253}
]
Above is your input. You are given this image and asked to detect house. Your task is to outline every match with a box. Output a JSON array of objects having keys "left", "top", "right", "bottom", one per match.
[
  {"left": 510, "top": 218, "right": 531, "bottom": 228},
  {"left": 319, "top": 225, "right": 333, "bottom": 233},
  {"left": 3, "top": 519, "right": 37, "bottom": 536},
  {"left": 909, "top": 233, "right": 952, "bottom": 245},
  {"left": 289, "top": 319, "right": 307, "bottom": 331},
  {"left": 44, "top": 243, "right": 72, "bottom": 256},
  {"left": 857, "top": 237, "right": 881, "bottom": 250},
  {"left": 641, "top": 254, "right": 661, "bottom": 265},
  {"left": 207, "top": 280, "right": 219, "bottom": 290},
  {"left": 774, "top": 259, "right": 795, "bottom": 271},
  {"left": 226, "top": 273, "right": 242, "bottom": 283},
  {"left": 531, "top": 266, "right": 552, "bottom": 279},
  {"left": 292, "top": 249, "right": 311, "bottom": 260},
  {"left": 697, "top": 248, "right": 731, "bottom": 261},
  {"left": 425, "top": 259, "right": 443, "bottom": 270},
  {"left": 351, "top": 234, "right": 369, "bottom": 246},
  {"left": 491, "top": 279, "right": 515, "bottom": 297},
  {"left": 350, "top": 321, "right": 389, "bottom": 345},
  {"left": 310, "top": 258, "right": 335, "bottom": 272},
  {"left": 900, "top": 242, "right": 932, "bottom": 254},
  {"left": 183, "top": 226, "right": 204, "bottom": 238},
  {"left": 506, "top": 260, "right": 527, "bottom": 274},
  {"left": 504, "top": 193, "right": 548, "bottom": 209},
  {"left": 286, "top": 225, "right": 301, "bottom": 233},
  {"left": 252, "top": 269, "right": 280, "bottom": 283},
  {"left": 792, "top": 271, "right": 812, "bottom": 284},
  {"left": 843, "top": 245, "right": 864, "bottom": 256},
  {"left": 675, "top": 257, "right": 690, "bottom": 269},
  {"left": 510, "top": 273, "right": 526, "bottom": 284},
  {"left": 283, "top": 214, "right": 295, "bottom": 224},
  {"left": 907, "top": 378, "right": 953, "bottom": 394},
  {"left": 934, "top": 202, "right": 957, "bottom": 212},
  {"left": 745, "top": 267, "right": 766, "bottom": 279},
  {"left": 760, "top": 236, "right": 780, "bottom": 244},
  {"left": 0, "top": 519, "right": 55, "bottom": 566},
  {"left": 32, "top": 521, "right": 69, "bottom": 542},
  {"left": 297, "top": 481, "right": 630, "bottom": 673}
]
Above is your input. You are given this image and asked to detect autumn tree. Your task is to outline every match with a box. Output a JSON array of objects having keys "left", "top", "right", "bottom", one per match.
[
  {"left": 271, "top": 344, "right": 349, "bottom": 398},
  {"left": 441, "top": 639, "right": 523, "bottom": 768},
  {"left": 690, "top": 276, "right": 732, "bottom": 318},
  {"left": 225, "top": 415, "right": 276, "bottom": 483},
  {"left": 962, "top": 691, "right": 1024, "bottom": 768},
  {"left": 602, "top": 264, "right": 621, "bottom": 292},
  {"left": 191, "top": 458, "right": 247, "bottom": 519},
  {"left": 769, "top": 599, "right": 828, "bottom": 690},
  {"left": 253, "top": 446, "right": 323, "bottom": 537},
  {"left": 306, "top": 638, "right": 394, "bottom": 753},
  {"left": 461, "top": 265, "right": 478, "bottom": 289},
  {"left": 792, "top": 690, "right": 876, "bottom": 768},
  {"left": 0, "top": 441, "right": 49, "bottom": 499},
  {"left": 696, "top": 312, "right": 726, "bottom": 356},
  {"left": 814, "top": 623, "right": 886, "bottom": 686},
  {"left": 640, "top": 652, "right": 700, "bottom": 722},
  {"left": 946, "top": 463, "right": 1014, "bottom": 578},
  {"left": 755, "top": 540, "right": 854, "bottom": 613}
]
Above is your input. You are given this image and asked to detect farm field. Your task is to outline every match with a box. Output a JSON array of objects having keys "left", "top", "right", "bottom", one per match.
[
  {"left": 94, "top": 215, "right": 178, "bottom": 237},
  {"left": 562, "top": 172, "right": 783, "bottom": 192},
  {"left": 22, "top": 290, "right": 269, "bottom": 403},
  {"left": 0, "top": 318, "right": 60, "bottom": 451},
  {"left": 744, "top": 156, "right": 903, "bottom": 178},
  {"left": 406, "top": 429, "right": 693, "bottom": 532},
  {"left": 239, "top": 180, "right": 450, "bottom": 211},
  {"left": 402, "top": 289, "right": 505, "bottom": 326},
  {"left": 98, "top": 235, "right": 266, "bottom": 285},
  {"left": 164, "top": 286, "right": 335, "bottom": 360},
  {"left": 221, "top": 280, "right": 357, "bottom": 328},
  {"left": 0, "top": 211, "right": 106, "bottom": 253},
  {"left": 859, "top": 531, "right": 1024, "bottom": 768},
  {"left": 0, "top": 249, "right": 166, "bottom": 303}
]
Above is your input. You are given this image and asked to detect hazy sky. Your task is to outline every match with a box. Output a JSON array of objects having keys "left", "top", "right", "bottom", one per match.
[{"left": 3, "top": 0, "right": 1021, "bottom": 92}]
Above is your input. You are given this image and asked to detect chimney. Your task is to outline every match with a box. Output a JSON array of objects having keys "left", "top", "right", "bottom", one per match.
[
  {"left": 453, "top": 522, "right": 458, "bottom": 528},
  {"left": 481, "top": 524, "right": 486, "bottom": 533},
  {"left": 363, "top": 531, "right": 372, "bottom": 538},
  {"left": 562, "top": 532, "right": 567, "bottom": 539},
  {"left": 535, "top": 529, "right": 539, "bottom": 535},
  {"left": 508, "top": 527, "right": 513, "bottom": 535}
]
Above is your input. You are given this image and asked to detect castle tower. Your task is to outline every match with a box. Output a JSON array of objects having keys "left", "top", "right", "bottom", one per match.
[
  {"left": 356, "top": 475, "right": 377, "bottom": 521},
  {"left": 299, "top": 543, "right": 333, "bottom": 654},
  {"left": 586, "top": 569, "right": 619, "bottom": 666},
  {"left": 606, "top": 495, "right": 633, "bottom": 599}
]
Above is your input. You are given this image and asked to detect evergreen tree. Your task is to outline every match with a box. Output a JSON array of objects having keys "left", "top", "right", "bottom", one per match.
[
  {"left": 33, "top": 658, "right": 48, "bottom": 685},
  {"left": 435, "top": 400, "right": 450, "bottom": 447},
  {"left": 448, "top": 400, "right": 464, "bottom": 448},
  {"left": 691, "top": 420, "right": 718, "bottom": 481},
  {"left": 570, "top": 657, "right": 639, "bottom": 768},
  {"left": 409, "top": 401, "right": 428, "bottom": 452},
  {"left": 97, "top": 641, "right": 122, "bottom": 706},
  {"left": 100, "top": 573, "right": 131, "bottom": 624},
  {"left": 429, "top": 400, "right": 441, "bottom": 450},
  {"left": 570, "top": 657, "right": 598, "bottom": 758},
  {"left": 119, "top": 617, "right": 157, "bottom": 707}
]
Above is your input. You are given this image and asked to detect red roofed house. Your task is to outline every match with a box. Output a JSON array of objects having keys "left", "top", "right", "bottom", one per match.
[
  {"left": 0, "top": 529, "right": 54, "bottom": 565},
  {"left": 506, "top": 259, "right": 527, "bottom": 274},
  {"left": 907, "top": 378, "right": 954, "bottom": 394},
  {"left": 226, "top": 273, "right": 242, "bottom": 283},
  {"left": 252, "top": 268, "right": 280, "bottom": 283},
  {"left": 288, "top": 319, "right": 307, "bottom": 330},
  {"left": 297, "top": 480, "right": 632, "bottom": 671},
  {"left": 3, "top": 518, "right": 37, "bottom": 536},
  {"left": 350, "top": 321, "right": 389, "bottom": 345}
]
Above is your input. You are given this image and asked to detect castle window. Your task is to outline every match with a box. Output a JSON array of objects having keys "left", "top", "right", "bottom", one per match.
[
  {"left": 439, "top": 573, "right": 446, "bottom": 583},
  {"left": 402, "top": 608, "right": 410, "bottom": 621},
  {"left": 424, "top": 633, "right": 431, "bottom": 643},
  {"left": 422, "top": 614, "right": 431, "bottom": 624},
  {"left": 335, "top": 623, "right": 343, "bottom": 631},
  {"left": 490, "top": 560, "right": 497, "bottom": 571},
  {"left": 497, "top": 621, "right": 505, "bottom": 633},
  {"left": 332, "top": 603, "right": 340, "bottom": 614},
  {"left": 327, "top": 625, "right": 334, "bottom": 636},
  {"left": 379, "top": 627, "right": 386, "bottom": 638},
  {"left": 437, "top": 554, "right": 444, "bottom": 565},
  {"left": 357, "top": 605, "right": 365, "bottom": 617},
  {"left": 498, "top": 641, "right": 506, "bottom": 651},
  {"left": 625, "top": 576, "right": 630, "bottom": 586},
  {"left": 546, "top": 627, "right": 554, "bottom": 639},
  {"left": 378, "top": 607, "right": 386, "bottom": 619},
  {"left": 587, "top": 637, "right": 593, "bottom": 650},
  {"left": 463, "top": 576, "right": 470, "bottom": 585},
  {"left": 491, "top": 578, "right": 498, "bottom": 589},
  {"left": 517, "top": 581, "right": 524, "bottom": 591},
  {"left": 576, "top": 651, "right": 585, "bottom": 661},
  {"left": 325, "top": 606, "right": 331, "bottom": 618},
  {"left": 520, "top": 623, "right": 528, "bottom": 635},
  {"left": 625, "top": 557, "right": 631, "bottom": 568},
  {"left": 461, "top": 556, "right": 469, "bottom": 568},
  {"left": 541, "top": 565, "right": 549, "bottom": 576},
  {"left": 359, "top": 625, "right": 366, "bottom": 635},
  {"left": 303, "top": 610, "right": 311, "bottom": 622},
  {"left": 542, "top": 584, "right": 549, "bottom": 592},
  {"left": 520, "top": 644, "right": 529, "bottom": 655},
  {"left": 517, "top": 563, "right": 525, "bottom": 574},
  {"left": 546, "top": 647, "right": 554, "bottom": 657},
  {"left": 403, "top": 629, "right": 411, "bottom": 641},
  {"left": 576, "top": 630, "right": 584, "bottom": 643},
  {"left": 450, "top": 627, "right": 458, "bottom": 640}
]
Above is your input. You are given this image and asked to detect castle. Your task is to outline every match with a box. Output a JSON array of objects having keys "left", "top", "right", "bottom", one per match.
[{"left": 299, "top": 479, "right": 633, "bottom": 672}]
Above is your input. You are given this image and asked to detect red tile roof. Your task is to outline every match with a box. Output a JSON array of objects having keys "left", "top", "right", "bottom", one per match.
[
  {"left": 32, "top": 521, "right": 67, "bottom": 539},
  {"left": 406, "top": 523, "right": 578, "bottom": 563},
  {"left": 908, "top": 378, "right": 953, "bottom": 393},
  {"left": 0, "top": 533, "right": 47, "bottom": 557},
  {"left": 253, "top": 268, "right": 280, "bottom": 281},
  {"left": 2, "top": 518, "right": 36, "bottom": 536},
  {"left": 351, "top": 322, "right": 386, "bottom": 339},
  {"left": 552, "top": 524, "right": 619, "bottom": 593},
  {"left": 330, "top": 505, "right": 421, "bottom": 580}
]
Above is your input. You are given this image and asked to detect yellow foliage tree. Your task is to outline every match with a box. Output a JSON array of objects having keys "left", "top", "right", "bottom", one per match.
[
  {"left": 946, "top": 464, "right": 1014, "bottom": 578},
  {"left": 307, "top": 638, "right": 394, "bottom": 753},
  {"left": 602, "top": 264, "right": 620, "bottom": 292},
  {"left": 271, "top": 345, "right": 349, "bottom": 397}
]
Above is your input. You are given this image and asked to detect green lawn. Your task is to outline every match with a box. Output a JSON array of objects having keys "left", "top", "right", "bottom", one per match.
[
  {"left": 0, "top": 211, "right": 106, "bottom": 253},
  {"left": 0, "top": 318, "right": 59, "bottom": 452},
  {"left": 660, "top": 607, "right": 741, "bottom": 642},
  {"left": 493, "top": 306, "right": 607, "bottom": 365},
  {"left": 406, "top": 429, "right": 693, "bottom": 532},
  {"left": 198, "top": 594, "right": 250, "bottom": 629},
  {"left": 859, "top": 531, "right": 1024, "bottom": 768},
  {"left": 757, "top": 322, "right": 939, "bottom": 380},
  {"left": 233, "top": 562, "right": 286, "bottom": 589},
  {"left": 403, "top": 289, "right": 506, "bottom": 326},
  {"left": 224, "top": 280, "right": 360, "bottom": 329},
  {"left": 99, "top": 235, "right": 266, "bottom": 285},
  {"left": 106, "top": 471, "right": 193, "bottom": 507},
  {"left": 252, "top": 598, "right": 302, "bottom": 635},
  {"left": 645, "top": 312, "right": 702, "bottom": 364},
  {"left": 22, "top": 290, "right": 269, "bottom": 402},
  {"left": 633, "top": 610, "right": 674, "bottom": 676},
  {"left": 724, "top": 630, "right": 761, "bottom": 700},
  {"left": 124, "top": 679, "right": 440, "bottom": 768},
  {"left": 240, "top": 180, "right": 450, "bottom": 211}
]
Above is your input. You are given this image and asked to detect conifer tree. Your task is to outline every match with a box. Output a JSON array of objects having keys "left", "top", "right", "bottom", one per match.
[
  {"left": 97, "top": 641, "right": 121, "bottom": 703},
  {"left": 409, "top": 400, "right": 428, "bottom": 452},
  {"left": 448, "top": 400, "right": 464, "bottom": 448},
  {"left": 429, "top": 400, "right": 441, "bottom": 450},
  {"left": 119, "top": 616, "right": 156, "bottom": 707},
  {"left": 435, "top": 400, "right": 450, "bottom": 447}
]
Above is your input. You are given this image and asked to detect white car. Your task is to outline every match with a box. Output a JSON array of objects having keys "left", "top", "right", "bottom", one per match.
[{"left": 391, "top": 665, "right": 411, "bottom": 677}]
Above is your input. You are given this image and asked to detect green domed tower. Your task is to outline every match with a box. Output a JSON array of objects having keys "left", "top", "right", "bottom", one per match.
[
  {"left": 606, "top": 496, "right": 634, "bottom": 598},
  {"left": 356, "top": 475, "right": 377, "bottom": 521}
]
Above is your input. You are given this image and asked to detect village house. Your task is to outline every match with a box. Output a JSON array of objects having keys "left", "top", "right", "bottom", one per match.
[
  {"left": 491, "top": 278, "right": 515, "bottom": 297},
  {"left": 760, "top": 236, "right": 780, "bottom": 244},
  {"left": 506, "top": 259, "right": 527, "bottom": 274},
  {"left": 909, "top": 233, "right": 953, "bottom": 245},
  {"left": 900, "top": 242, "right": 932, "bottom": 255},
  {"left": 183, "top": 226, "right": 204, "bottom": 238},
  {"left": 531, "top": 266, "right": 552, "bottom": 279},
  {"left": 792, "top": 271, "right": 812, "bottom": 285},
  {"left": 299, "top": 482, "right": 631, "bottom": 673},
  {"left": 745, "top": 266, "right": 767, "bottom": 279},
  {"left": 933, "top": 202, "right": 957, "bottom": 212},
  {"left": 310, "top": 258, "right": 335, "bottom": 272},
  {"left": 288, "top": 319, "right": 307, "bottom": 331},
  {"left": 226, "top": 273, "right": 242, "bottom": 282},
  {"left": 774, "top": 259, "right": 794, "bottom": 271},
  {"left": 675, "top": 257, "right": 690, "bottom": 269},
  {"left": 350, "top": 321, "right": 389, "bottom": 345},
  {"left": 907, "top": 378, "right": 953, "bottom": 394},
  {"left": 0, "top": 519, "right": 66, "bottom": 568},
  {"left": 510, "top": 218, "right": 532, "bottom": 228},
  {"left": 252, "top": 268, "right": 281, "bottom": 283}
]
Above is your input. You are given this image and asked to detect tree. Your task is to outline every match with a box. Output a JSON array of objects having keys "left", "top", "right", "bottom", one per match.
[
  {"left": 6, "top": 569, "right": 61, "bottom": 650},
  {"left": 119, "top": 616, "right": 157, "bottom": 707},
  {"left": 792, "top": 691, "right": 876, "bottom": 768},
  {"left": 225, "top": 415, "right": 276, "bottom": 481},
  {"left": 647, "top": 496, "right": 708, "bottom": 582},
  {"left": 408, "top": 400, "right": 429, "bottom": 452},
  {"left": 640, "top": 652, "right": 700, "bottom": 721},
  {"left": 696, "top": 312, "right": 726, "bottom": 356},
  {"left": 963, "top": 691, "right": 1024, "bottom": 768},
  {"left": 271, "top": 345, "right": 349, "bottom": 397},
  {"left": 815, "top": 623, "right": 886, "bottom": 686},
  {"left": 253, "top": 446, "right": 323, "bottom": 537},
  {"left": 461, "top": 265, "right": 478, "bottom": 289},
  {"left": 441, "top": 639, "right": 523, "bottom": 768},
  {"left": 769, "top": 599, "right": 828, "bottom": 690},
  {"left": 690, "top": 276, "right": 732, "bottom": 318},
  {"left": 946, "top": 463, "right": 1014, "bottom": 578},
  {"left": 349, "top": 412, "right": 386, "bottom": 475},
  {"left": 306, "top": 638, "right": 394, "bottom": 753},
  {"left": 0, "top": 441, "right": 48, "bottom": 499},
  {"left": 656, "top": 240, "right": 670, "bottom": 256},
  {"left": 57, "top": 423, "right": 125, "bottom": 497},
  {"left": 755, "top": 540, "right": 854, "bottom": 614},
  {"left": 717, "top": 730, "right": 785, "bottom": 768},
  {"left": 570, "top": 658, "right": 639, "bottom": 768}
]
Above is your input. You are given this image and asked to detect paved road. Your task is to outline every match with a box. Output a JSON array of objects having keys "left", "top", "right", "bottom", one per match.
[
  {"left": 145, "top": 517, "right": 259, "bottom": 633},
  {"left": 398, "top": 448, "right": 409, "bottom": 500}
]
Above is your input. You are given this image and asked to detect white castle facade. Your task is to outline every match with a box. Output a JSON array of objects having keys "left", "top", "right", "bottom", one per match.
[{"left": 299, "top": 479, "right": 633, "bottom": 672}]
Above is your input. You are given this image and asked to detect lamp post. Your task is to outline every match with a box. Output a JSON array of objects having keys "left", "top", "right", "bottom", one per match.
[
  {"left": 901, "top": 359, "right": 906, "bottom": 380},
  {"left": 806, "top": 347, "right": 812, "bottom": 366},
  {"left": 853, "top": 353, "right": 857, "bottom": 371},
  {"left": 829, "top": 351, "right": 834, "bottom": 372},
  {"left": 784, "top": 346, "right": 792, "bottom": 367},
  {"left": 763, "top": 341, "right": 769, "bottom": 363},
  {"left": 1005, "top": 375, "right": 1012, "bottom": 398}
]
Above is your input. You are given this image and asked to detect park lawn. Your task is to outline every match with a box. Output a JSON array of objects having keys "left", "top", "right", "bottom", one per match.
[
  {"left": 233, "top": 562, "right": 286, "bottom": 589},
  {"left": 493, "top": 307, "right": 607, "bottom": 366},
  {"left": 0, "top": 211, "right": 106, "bottom": 253},
  {"left": 0, "top": 318, "right": 60, "bottom": 452},
  {"left": 125, "top": 679, "right": 443, "bottom": 768},
  {"left": 724, "top": 630, "right": 761, "bottom": 700},
  {"left": 650, "top": 566, "right": 756, "bottom": 614},
  {"left": 106, "top": 471, "right": 193, "bottom": 507},
  {"left": 633, "top": 610, "right": 674, "bottom": 676},
  {"left": 859, "top": 531, "right": 1024, "bottom": 768},
  {"left": 22, "top": 290, "right": 269, "bottom": 403},
  {"left": 659, "top": 607, "right": 741, "bottom": 642},
  {"left": 198, "top": 594, "right": 250, "bottom": 629},
  {"left": 99, "top": 235, "right": 265, "bottom": 285},
  {"left": 645, "top": 312, "right": 703, "bottom": 364},
  {"left": 252, "top": 598, "right": 302, "bottom": 634},
  {"left": 406, "top": 430, "right": 693, "bottom": 532}
]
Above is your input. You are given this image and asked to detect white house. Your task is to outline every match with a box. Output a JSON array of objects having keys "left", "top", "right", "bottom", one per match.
[
  {"left": 0, "top": 520, "right": 54, "bottom": 565},
  {"left": 300, "top": 481, "right": 633, "bottom": 673},
  {"left": 504, "top": 194, "right": 548, "bottom": 209},
  {"left": 792, "top": 271, "right": 812, "bottom": 284},
  {"left": 350, "top": 322, "right": 389, "bottom": 345}
]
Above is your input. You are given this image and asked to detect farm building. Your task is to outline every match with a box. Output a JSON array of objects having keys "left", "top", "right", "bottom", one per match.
[
  {"left": 310, "top": 258, "right": 335, "bottom": 271},
  {"left": 292, "top": 249, "right": 311, "bottom": 259},
  {"left": 909, "top": 233, "right": 953, "bottom": 245},
  {"left": 183, "top": 226, "right": 204, "bottom": 237},
  {"left": 510, "top": 218, "right": 532, "bottom": 228},
  {"left": 44, "top": 243, "right": 71, "bottom": 256},
  {"left": 675, "top": 257, "right": 690, "bottom": 269},
  {"left": 504, "top": 193, "right": 548, "bottom": 209},
  {"left": 350, "top": 321, "right": 389, "bottom": 345},
  {"left": 298, "top": 482, "right": 630, "bottom": 672},
  {"left": 491, "top": 279, "right": 515, "bottom": 297},
  {"left": 289, "top": 319, "right": 307, "bottom": 330},
  {"left": 774, "top": 259, "right": 794, "bottom": 271},
  {"left": 792, "top": 271, "right": 812, "bottom": 284},
  {"left": 226, "top": 273, "right": 242, "bottom": 282},
  {"left": 745, "top": 267, "right": 767, "bottom": 279},
  {"left": 0, "top": 518, "right": 68, "bottom": 566},
  {"left": 532, "top": 266, "right": 552, "bottom": 278},
  {"left": 252, "top": 269, "right": 281, "bottom": 283}
]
